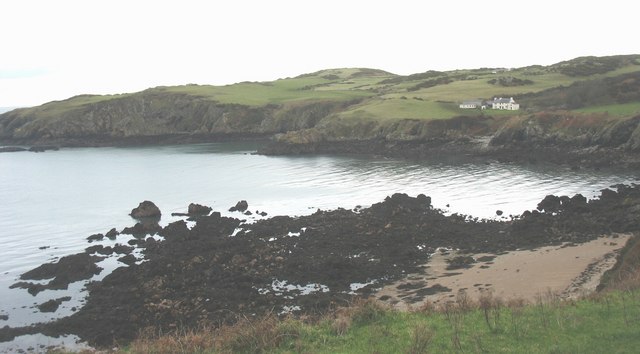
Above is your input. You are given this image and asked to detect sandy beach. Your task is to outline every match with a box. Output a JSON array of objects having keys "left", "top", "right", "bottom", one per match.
[{"left": 377, "top": 234, "right": 631, "bottom": 310}]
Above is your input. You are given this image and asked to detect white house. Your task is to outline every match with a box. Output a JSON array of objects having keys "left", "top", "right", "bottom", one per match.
[
  {"left": 459, "top": 100, "right": 484, "bottom": 109},
  {"left": 491, "top": 97, "right": 520, "bottom": 110}
]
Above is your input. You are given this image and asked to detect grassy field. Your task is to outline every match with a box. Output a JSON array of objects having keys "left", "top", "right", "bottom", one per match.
[
  {"left": 111, "top": 287, "right": 640, "bottom": 354},
  {"left": 574, "top": 102, "right": 640, "bottom": 116},
  {"left": 150, "top": 80, "right": 374, "bottom": 106},
  {"left": 334, "top": 97, "right": 519, "bottom": 121}
]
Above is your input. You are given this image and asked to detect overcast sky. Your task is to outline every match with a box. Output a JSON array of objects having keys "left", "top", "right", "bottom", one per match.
[{"left": 1, "top": 0, "right": 637, "bottom": 107}]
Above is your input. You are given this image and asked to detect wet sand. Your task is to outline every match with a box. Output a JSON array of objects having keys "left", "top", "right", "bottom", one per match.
[{"left": 377, "top": 234, "right": 630, "bottom": 310}]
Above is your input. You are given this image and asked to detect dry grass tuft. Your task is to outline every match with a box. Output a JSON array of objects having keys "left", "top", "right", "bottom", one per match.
[
  {"left": 128, "top": 325, "right": 216, "bottom": 354},
  {"left": 407, "top": 323, "right": 435, "bottom": 354}
]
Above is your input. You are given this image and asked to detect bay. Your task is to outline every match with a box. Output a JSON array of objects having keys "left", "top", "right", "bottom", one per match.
[{"left": 0, "top": 141, "right": 636, "bottom": 350}]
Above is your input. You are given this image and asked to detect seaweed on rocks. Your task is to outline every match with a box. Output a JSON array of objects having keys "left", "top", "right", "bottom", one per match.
[{"left": 3, "top": 186, "right": 640, "bottom": 347}]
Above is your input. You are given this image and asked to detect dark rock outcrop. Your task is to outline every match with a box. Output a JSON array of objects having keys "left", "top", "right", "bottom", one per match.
[
  {"left": 10, "top": 253, "right": 103, "bottom": 295},
  {"left": 28, "top": 145, "right": 59, "bottom": 152},
  {"left": 118, "top": 254, "right": 137, "bottom": 266},
  {"left": 105, "top": 228, "right": 119, "bottom": 239},
  {"left": 188, "top": 203, "right": 212, "bottom": 215},
  {"left": 86, "top": 233, "right": 104, "bottom": 242},
  {"left": 38, "top": 297, "right": 71, "bottom": 313},
  {"left": 229, "top": 200, "right": 249, "bottom": 212},
  {"left": 130, "top": 201, "right": 161, "bottom": 219},
  {"left": 121, "top": 222, "right": 161, "bottom": 237},
  {"left": 0, "top": 146, "right": 26, "bottom": 153}
]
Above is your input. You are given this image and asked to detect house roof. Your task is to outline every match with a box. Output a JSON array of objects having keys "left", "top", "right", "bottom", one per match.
[
  {"left": 492, "top": 97, "right": 516, "bottom": 103},
  {"left": 461, "top": 100, "right": 483, "bottom": 105}
]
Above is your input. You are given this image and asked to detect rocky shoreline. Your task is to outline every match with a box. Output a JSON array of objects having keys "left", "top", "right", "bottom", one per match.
[
  {"left": 4, "top": 111, "right": 640, "bottom": 170},
  {"left": 259, "top": 135, "right": 640, "bottom": 170},
  {"left": 1, "top": 185, "right": 640, "bottom": 348},
  {"left": 5, "top": 132, "right": 640, "bottom": 171},
  {"left": 0, "top": 133, "right": 270, "bottom": 151}
]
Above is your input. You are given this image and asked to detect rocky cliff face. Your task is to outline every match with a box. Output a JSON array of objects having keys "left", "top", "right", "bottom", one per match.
[
  {"left": 490, "top": 113, "right": 640, "bottom": 150},
  {"left": 0, "top": 91, "right": 355, "bottom": 145},
  {"left": 261, "top": 112, "right": 640, "bottom": 168}
]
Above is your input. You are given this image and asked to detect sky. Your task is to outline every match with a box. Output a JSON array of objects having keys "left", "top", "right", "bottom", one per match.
[{"left": 0, "top": 0, "right": 637, "bottom": 108}]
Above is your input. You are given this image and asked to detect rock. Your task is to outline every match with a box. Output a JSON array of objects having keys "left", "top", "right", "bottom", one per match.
[
  {"left": 570, "top": 194, "right": 587, "bottom": 206},
  {"left": 19, "top": 253, "right": 102, "bottom": 283},
  {"left": 496, "top": 210, "right": 503, "bottom": 216},
  {"left": 258, "top": 211, "right": 268, "bottom": 217},
  {"left": 188, "top": 203, "right": 212, "bottom": 215},
  {"left": 105, "top": 228, "right": 119, "bottom": 239},
  {"left": 38, "top": 300, "right": 60, "bottom": 313},
  {"left": 537, "top": 195, "right": 561, "bottom": 213},
  {"left": 0, "top": 146, "right": 27, "bottom": 153},
  {"left": 244, "top": 210, "right": 253, "bottom": 216},
  {"left": 130, "top": 201, "right": 161, "bottom": 219},
  {"left": 86, "top": 245, "right": 113, "bottom": 255},
  {"left": 0, "top": 314, "right": 8, "bottom": 321},
  {"left": 37, "top": 296, "right": 71, "bottom": 313},
  {"left": 231, "top": 255, "right": 248, "bottom": 266},
  {"left": 121, "top": 222, "right": 161, "bottom": 237},
  {"left": 28, "top": 145, "right": 59, "bottom": 152},
  {"left": 113, "top": 244, "right": 134, "bottom": 254},
  {"left": 86, "top": 233, "right": 104, "bottom": 242},
  {"left": 118, "top": 254, "right": 137, "bottom": 266},
  {"left": 416, "top": 194, "right": 432, "bottom": 208},
  {"left": 229, "top": 200, "right": 249, "bottom": 212},
  {"left": 446, "top": 255, "right": 476, "bottom": 270}
]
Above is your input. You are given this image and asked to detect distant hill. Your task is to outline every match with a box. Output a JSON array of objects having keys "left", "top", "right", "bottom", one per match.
[
  {"left": 0, "top": 107, "right": 20, "bottom": 114},
  {"left": 1, "top": 55, "right": 639, "bottom": 147}
]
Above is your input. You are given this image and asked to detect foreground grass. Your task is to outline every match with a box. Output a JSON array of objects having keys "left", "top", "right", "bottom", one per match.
[{"left": 107, "top": 287, "right": 640, "bottom": 354}]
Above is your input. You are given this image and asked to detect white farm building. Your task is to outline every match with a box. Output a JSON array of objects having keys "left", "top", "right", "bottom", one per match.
[
  {"left": 459, "top": 97, "right": 520, "bottom": 111},
  {"left": 459, "top": 100, "right": 484, "bottom": 109},
  {"left": 491, "top": 97, "right": 520, "bottom": 110}
]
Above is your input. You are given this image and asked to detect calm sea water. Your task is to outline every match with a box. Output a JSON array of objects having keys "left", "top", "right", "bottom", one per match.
[{"left": 0, "top": 142, "right": 637, "bottom": 350}]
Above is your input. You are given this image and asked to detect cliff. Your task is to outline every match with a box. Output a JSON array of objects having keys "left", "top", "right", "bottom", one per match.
[{"left": 0, "top": 90, "right": 359, "bottom": 145}]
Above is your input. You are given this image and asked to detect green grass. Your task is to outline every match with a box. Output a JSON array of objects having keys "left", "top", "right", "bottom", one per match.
[
  {"left": 334, "top": 98, "right": 458, "bottom": 120},
  {"left": 334, "top": 97, "right": 520, "bottom": 121},
  {"left": 151, "top": 79, "right": 374, "bottom": 107},
  {"left": 113, "top": 288, "right": 640, "bottom": 354},
  {"left": 574, "top": 102, "right": 640, "bottom": 116},
  {"left": 265, "top": 292, "right": 640, "bottom": 354}
]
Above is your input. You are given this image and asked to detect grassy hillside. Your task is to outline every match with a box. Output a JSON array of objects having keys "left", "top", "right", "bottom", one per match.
[{"left": 2, "top": 55, "right": 640, "bottom": 144}]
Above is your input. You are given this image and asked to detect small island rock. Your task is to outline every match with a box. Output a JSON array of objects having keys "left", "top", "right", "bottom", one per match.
[
  {"left": 130, "top": 201, "right": 161, "bottom": 219},
  {"left": 229, "top": 200, "right": 249, "bottom": 212}
]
